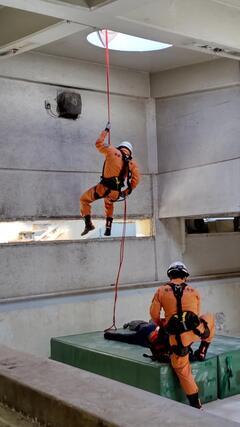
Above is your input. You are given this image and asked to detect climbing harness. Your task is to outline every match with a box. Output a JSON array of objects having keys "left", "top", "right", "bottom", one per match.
[
  {"left": 167, "top": 283, "right": 210, "bottom": 356},
  {"left": 93, "top": 141, "right": 132, "bottom": 205},
  {"left": 99, "top": 151, "right": 132, "bottom": 198}
]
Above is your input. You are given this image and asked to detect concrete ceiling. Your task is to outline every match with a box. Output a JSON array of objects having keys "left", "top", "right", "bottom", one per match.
[
  {"left": 36, "top": 29, "right": 215, "bottom": 73},
  {"left": 0, "top": 7, "right": 59, "bottom": 46},
  {"left": 0, "top": 0, "right": 240, "bottom": 71}
]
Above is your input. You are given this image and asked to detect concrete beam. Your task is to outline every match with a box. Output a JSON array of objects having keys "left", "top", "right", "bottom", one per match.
[
  {"left": 0, "top": 345, "right": 238, "bottom": 427},
  {"left": 0, "top": 21, "right": 87, "bottom": 59},
  {"left": 0, "top": 2, "right": 90, "bottom": 59},
  {"left": 1, "top": 0, "right": 240, "bottom": 60},
  {"left": 0, "top": 0, "right": 116, "bottom": 21},
  {"left": 0, "top": 0, "right": 142, "bottom": 35},
  {"left": 0, "top": 0, "right": 89, "bottom": 17},
  {"left": 122, "top": 0, "right": 240, "bottom": 58},
  {"left": 0, "top": 7, "right": 60, "bottom": 46}
]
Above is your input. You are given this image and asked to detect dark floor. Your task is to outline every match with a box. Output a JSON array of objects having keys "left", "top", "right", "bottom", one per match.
[{"left": 0, "top": 403, "right": 42, "bottom": 427}]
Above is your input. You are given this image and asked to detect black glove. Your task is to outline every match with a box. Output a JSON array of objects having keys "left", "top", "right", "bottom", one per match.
[{"left": 105, "top": 121, "right": 111, "bottom": 132}]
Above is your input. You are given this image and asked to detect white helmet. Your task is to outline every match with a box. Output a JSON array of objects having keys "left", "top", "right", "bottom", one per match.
[
  {"left": 117, "top": 141, "right": 133, "bottom": 155},
  {"left": 167, "top": 261, "right": 189, "bottom": 278}
]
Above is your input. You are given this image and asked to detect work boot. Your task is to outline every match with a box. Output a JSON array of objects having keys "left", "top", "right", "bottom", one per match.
[
  {"left": 81, "top": 215, "right": 95, "bottom": 236},
  {"left": 187, "top": 392, "right": 202, "bottom": 409},
  {"left": 104, "top": 217, "right": 113, "bottom": 236},
  {"left": 193, "top": 341, "right": 210, "bottom": 361}
]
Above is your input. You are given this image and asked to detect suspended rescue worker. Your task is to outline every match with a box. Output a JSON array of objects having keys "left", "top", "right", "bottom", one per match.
[
  {"left": 80, "top": 123, "right": 140, "bottom": 236},
  {"left": 150, "top": 261, "right": 215, "bottom": 409}
]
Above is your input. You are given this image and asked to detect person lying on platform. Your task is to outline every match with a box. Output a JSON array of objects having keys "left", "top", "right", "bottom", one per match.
[
  {"left": 104, "top": 318, "right": 207, "bottom": 365},
  {"left": 104, "top": 319, "right": 171, "bottom": 363},
  {"left": 80, "top": 122, "right": 140, "bottom": 237},
  {"left": 150, "top": 261, "right": 215, "bottom": 409}
]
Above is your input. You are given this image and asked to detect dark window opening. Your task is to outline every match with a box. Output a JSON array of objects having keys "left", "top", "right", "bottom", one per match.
[{"left": 186, "top": 217, "right": 240, "bottom": 234}]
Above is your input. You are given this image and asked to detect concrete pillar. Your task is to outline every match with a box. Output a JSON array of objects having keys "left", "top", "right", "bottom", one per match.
[{"left": 145, "top": 99, "right": 183, "bottom": 280}]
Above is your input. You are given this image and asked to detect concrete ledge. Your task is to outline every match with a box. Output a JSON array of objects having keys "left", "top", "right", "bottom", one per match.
[
  {"left": 0, "top": 346, "right": 239, "bottom": 427},
  {"left": 0, "top": 271, "right": 239, "bottom": 305}
]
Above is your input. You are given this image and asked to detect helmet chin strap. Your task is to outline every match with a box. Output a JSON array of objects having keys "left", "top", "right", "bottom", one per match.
[
  {"left": 118, "top": 147, "right": 132, "bottom": 158},
  {"left": 170, "top": 278, "right": 186, "bottom": 285}
]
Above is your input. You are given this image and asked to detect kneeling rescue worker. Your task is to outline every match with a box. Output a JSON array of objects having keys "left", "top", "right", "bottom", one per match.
[
  {"left": 150, "top": 261, "right": 215, "bottom": 409},
  {"left": 80, "top": 122, "right": 140, "bottom": 236}
]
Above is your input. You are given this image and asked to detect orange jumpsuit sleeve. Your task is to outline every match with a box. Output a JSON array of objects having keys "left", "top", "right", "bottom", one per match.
[
  {"left": 95, "top": 130, "right": 114, "bottom": 155},
  {"left": 195, "top": 289, "right": 201, "bottom": 316},
  {"left": 150, "top": 288, "right": 162, "bottom": 325},
  {"left": 129, "top": 161, "right": 140, "bottom": 190}
]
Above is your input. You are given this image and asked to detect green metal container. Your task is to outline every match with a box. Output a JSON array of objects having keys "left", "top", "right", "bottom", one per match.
[
  {"left": 207, "top": 335, "right": 240, "bottom": 399},
  {"left": 51, "top": 331, "right": 217, "bottom": 404},
  {"left": 217, "top": 350, "right": 240, "bottom": 398}
]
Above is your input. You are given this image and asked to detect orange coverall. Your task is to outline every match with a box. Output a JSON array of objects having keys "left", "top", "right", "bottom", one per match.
[
  {"left": 150, "top": 283, "right": 215, "bottom": 396},
  {"left": 80, "top": 130, "right": 140, "bottom": 218}
]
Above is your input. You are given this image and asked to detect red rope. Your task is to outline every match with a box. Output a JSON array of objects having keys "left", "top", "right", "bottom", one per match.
[
  {"left": 105, "top": 198, "right": 127, "bottom": 332},
  {"left": 105, "top": 29, "right": 111, "bottom": 145},
  {"left": 103, "top": 29, "right": 128, "bottom": 332}
]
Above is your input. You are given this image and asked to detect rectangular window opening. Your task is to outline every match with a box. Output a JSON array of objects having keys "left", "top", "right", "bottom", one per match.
[
  {"left": 0, "top": 218, "right": 153, "bottom": 244},
  {"left": 186, "top": 216, "right": 240, "bottom": 234}
]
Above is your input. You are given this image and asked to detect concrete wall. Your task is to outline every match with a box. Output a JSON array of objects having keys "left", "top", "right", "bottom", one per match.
[
  {"left": 0, "top": 52, "right": 158, "bottom": 310},
  {"left": 0, "top": 74, "right": 150, "bottom": 219},
  {"left": 150, "top": 58, "right": 240, "bottom": 98},
  {"left": 0, "top": 53, "right": 240, "bottom": 356},
  {"left": 0, "top": 275, "right": 239, "bottom": 357},
  {"left": 0, "top": 52, "right": 158, "bottom": 303},
  {"left": 156, "top": 85, "right": 240, "bottom": 217},
  {"left": 151, "top": 58, "right": 240, "bottom": 217},
  {"left": 158, "top": 157, "right": 240, "bottom": 218},
  {"left": 156, "top": 85, "right": 240, "bottom": 174},
  {"left": 152, "top": 58, "right": 240, "bottom": 277},
  {"left": 184, "top": 233, "right": 240, "bottom": 276},
  {"left": 0, "top": 238, "right": 156, "bottom": 299},
  {"left": 0, "top": 52, "right": 150, "bottom": 97}
]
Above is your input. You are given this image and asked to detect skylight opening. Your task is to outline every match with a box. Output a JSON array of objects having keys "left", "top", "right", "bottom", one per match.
[{"left": 87, "top": 30, "right": 172, "bottom": 52}]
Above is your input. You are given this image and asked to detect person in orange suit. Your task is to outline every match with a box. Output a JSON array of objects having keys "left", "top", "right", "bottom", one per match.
[
  {"left": 80, "top": 123, "right": 140, "bottom": 236},
  {"left": 150, "top": 261, "right": 215, "bottom": 409}
]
